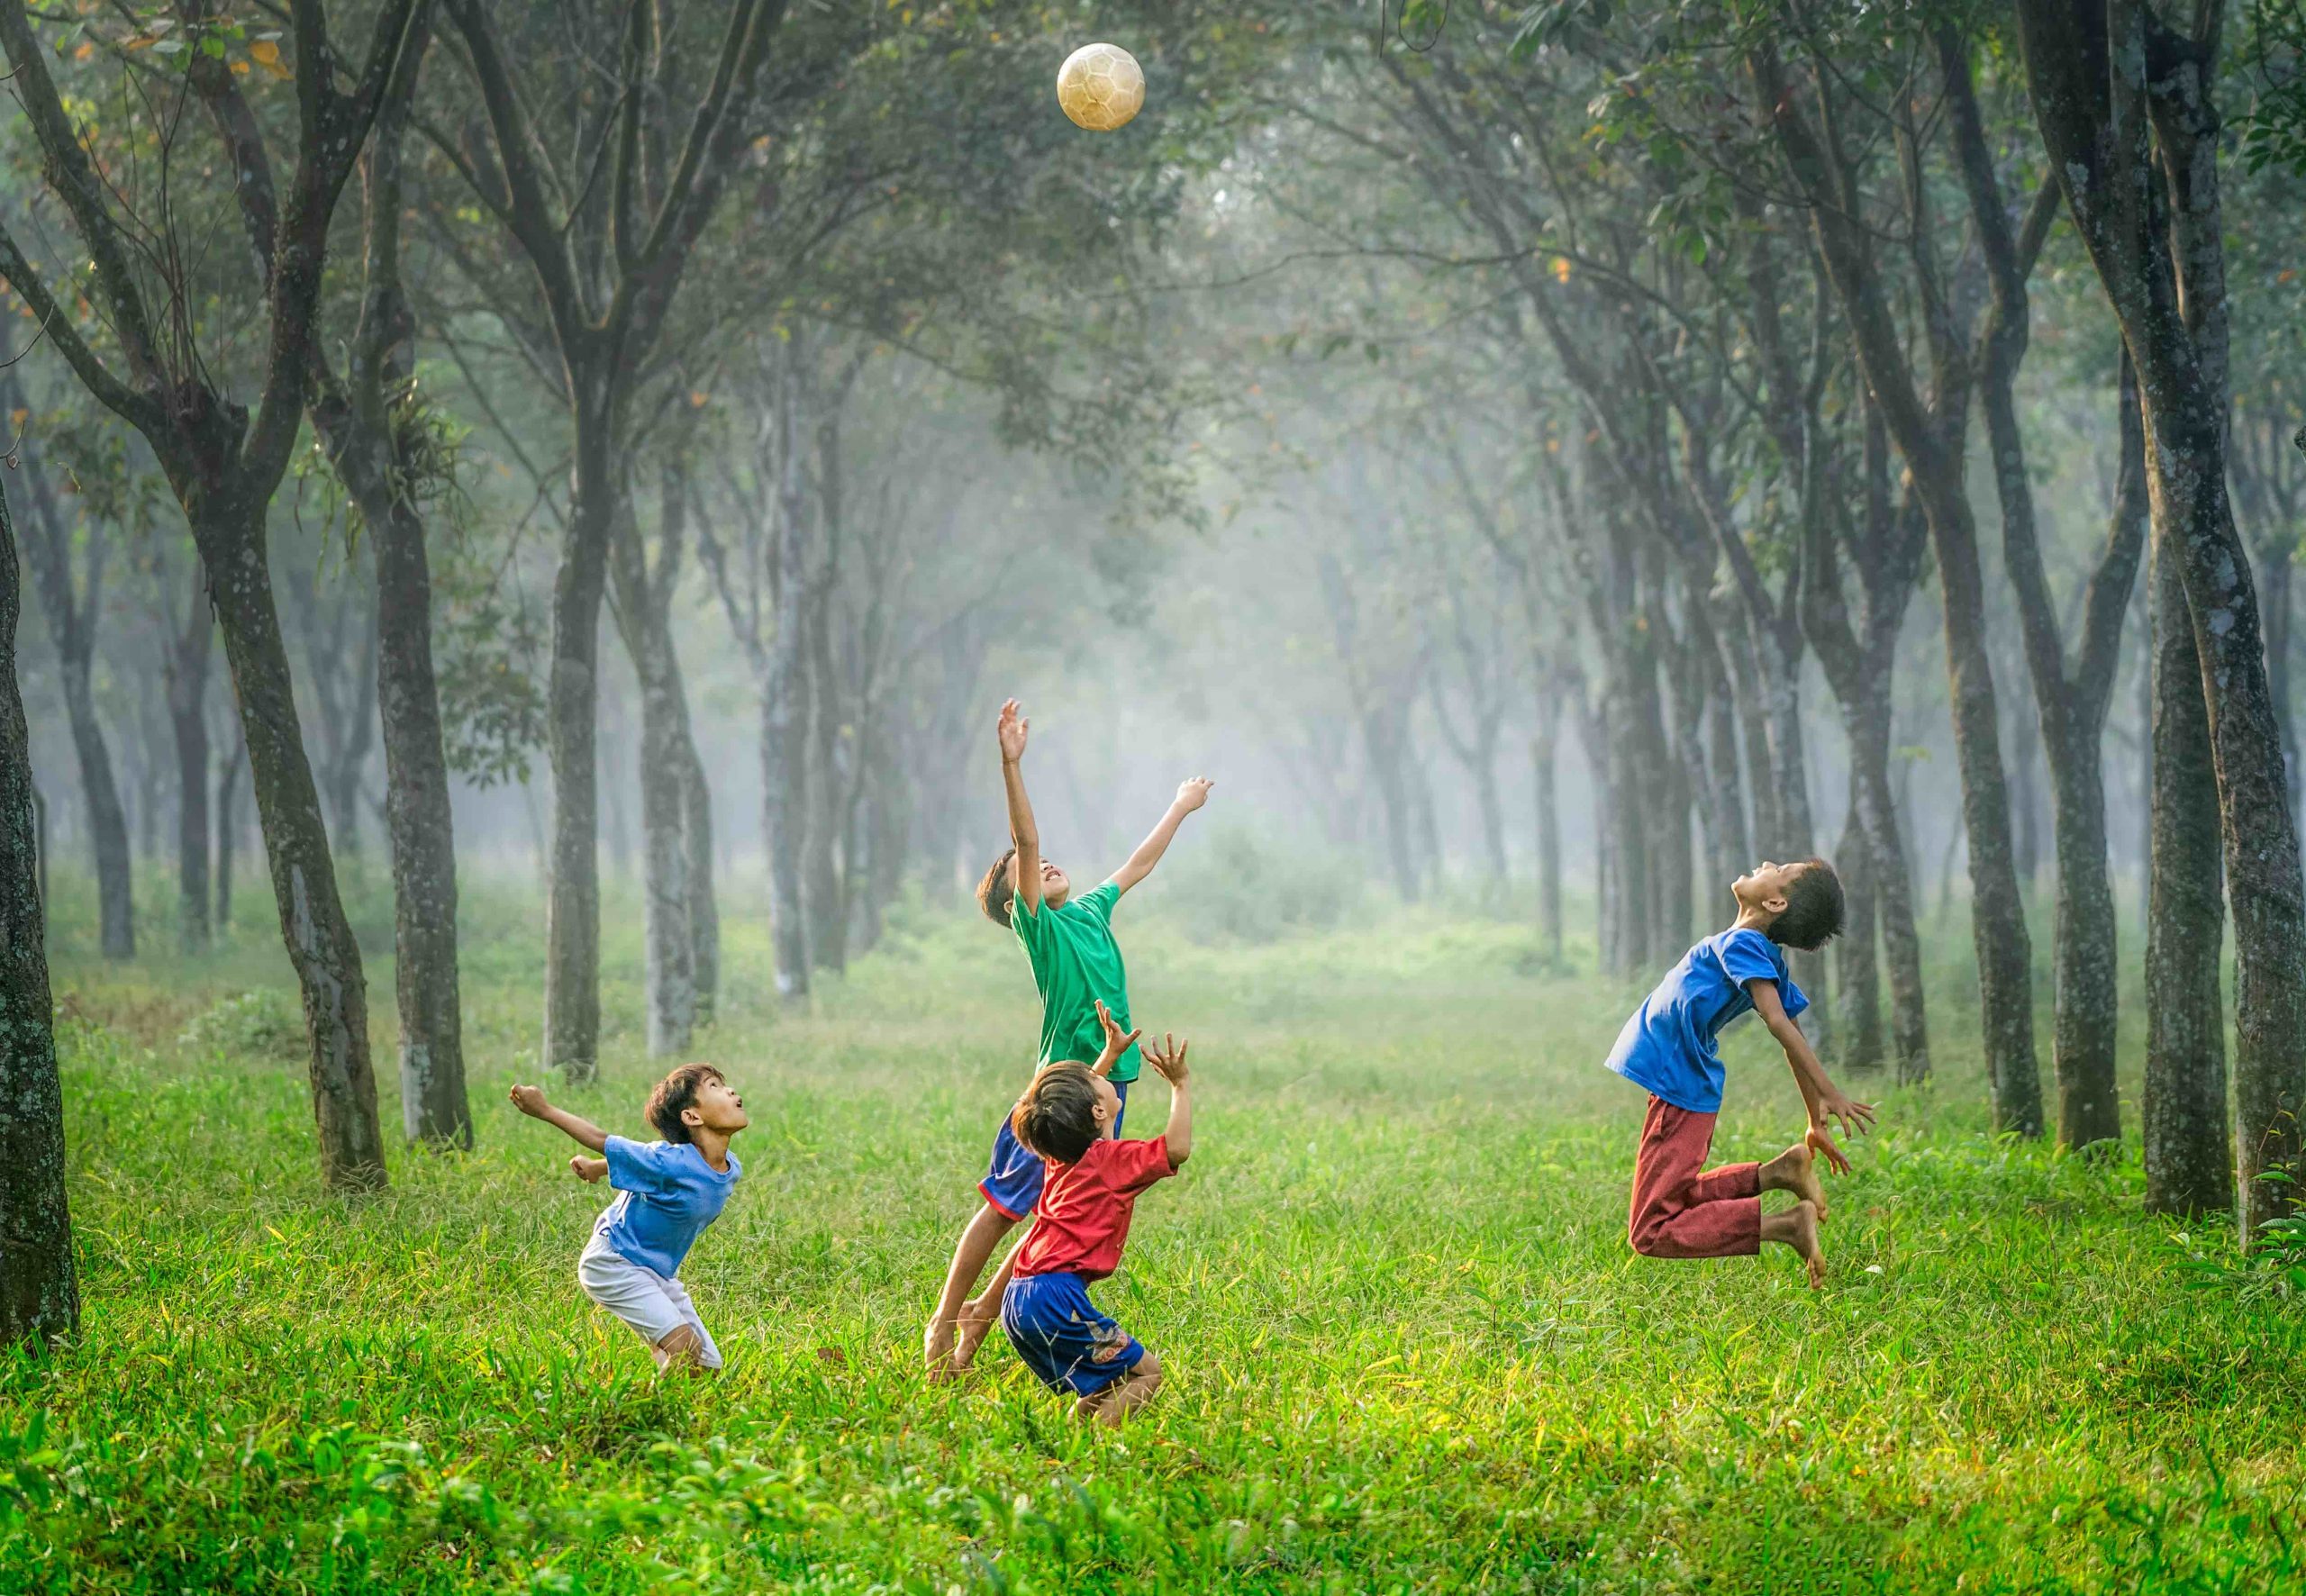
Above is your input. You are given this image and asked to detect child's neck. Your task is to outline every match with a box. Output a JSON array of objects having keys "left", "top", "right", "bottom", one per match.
[
  {"left": 1729, "top": 905, "right": 1775, "bottom": 936},
  {"left": 691, "top": 1128, "right": 734, "bottom": 1171}
]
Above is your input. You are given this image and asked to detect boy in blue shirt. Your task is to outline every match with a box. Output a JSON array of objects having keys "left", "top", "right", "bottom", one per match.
[
  {"left": 510, "top": 1064, "right": 748, "bottom": 1371},
  {"left": 1607, "top": 859, "right": 1875, "bottom": 1288}
]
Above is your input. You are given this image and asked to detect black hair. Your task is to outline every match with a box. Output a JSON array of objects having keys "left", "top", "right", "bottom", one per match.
[
  {"left": 1767, "top": 857, "right": 1846, "bottom": 952},
  {"left": 1010, "top": 1062, "right": 1103, "bottom": 1164},
  {"left": 977, "top": 846, "right": 1018, "bottom": 929},
  {"left": 644, "top": 1063, "right": 726, "bottom": 1145}
]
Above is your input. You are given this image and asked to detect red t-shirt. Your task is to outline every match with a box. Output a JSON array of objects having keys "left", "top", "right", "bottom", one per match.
[{"left": 1013, "top": 1135, "right": 1176, "bottom": 1282}]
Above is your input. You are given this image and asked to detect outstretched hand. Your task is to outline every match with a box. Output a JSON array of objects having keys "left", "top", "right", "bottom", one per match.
[
  {"left": 1174, "top": 776, "right": 1214, "bottom": 812},
  {"left": 1815, "top": 1088, "right": 1876, "bottom": 1143},
  {"left": 1805, "top": 1123, "right": 1852, "bottom": 1177},
  {"left": 570, "top": 1155, "right": 607, "bottom": 1183},
  {"left": 1143, "top": 1032, "right": 1190, "bottom": 1087},
  {"left": 1090, "top": 999, "right": 1142, "bottom": 1078},
  {"left": 997, "top": 698, "right": 1030, "bottom": 763},
  {"left": 509, "top": 1084, "right": 549, "bottom": 1118}
]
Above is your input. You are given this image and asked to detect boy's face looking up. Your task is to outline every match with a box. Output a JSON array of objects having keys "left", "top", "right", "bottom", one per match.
[
  {"left": 1088, "top": 1071, "right": 1121, "bottom": 1139},
  {"left": 1732, "top": 860, "right": 1807, "bottom": 923},
  {"left": 684, "top": 1075, "right": 749, "bottom": 1138},
  {"left": 1014, "top": 855, "right": 1071, "bottom": 909}
]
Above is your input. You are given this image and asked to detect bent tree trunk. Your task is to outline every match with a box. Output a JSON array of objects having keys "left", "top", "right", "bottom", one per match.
[
  {"left": 198, "top": 498, "right": 389, "bottom": 1191},
  {"left": 0, "top": 476, "right": 79, "bottom": 1348},
  {"left": 2145, "top": 524, "right": 2231, "bottom": 1215}
]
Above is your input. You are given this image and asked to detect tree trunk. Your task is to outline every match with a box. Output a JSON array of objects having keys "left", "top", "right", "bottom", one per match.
[
  {"left": 164, "top": 581, "right": 214, "bottom": 951},
  {"left": 0, "top": 481, "right": 78, "bottom": 1348},
  {"left": 540, "top": 476, "right": 614, "bottom": 1080},
  {"left": 627, "top": 612, "right": 698, "bottom": 1055},
  {"left": 1533, "top": 692, "right": 1564, "bottom": 966},
  {"left": 1834, "top": 769, "right": 1884, "bottom": 1071},
  {"left": 804, "top": 588, "right": 848, "bottom": 975},
  {"left": 215, "top": 729, "right": 242, "bottom": 932},
  {"left": 326, "top": 600, "right": 379, "bottom": 860},
  {"left": 57, "top": 647, "right": 134, "bottom": 960},
  {"left": 371, "top": 510, "right": 469, "bottom": 1147},
  {"left": 1849, "top": 692, "right": 1929, "bottom": 1081},
  {"left": 199, "top": 500, "right": 388, "bottom": 1192},
  {"left": 683, "top": 741, "right": 719, "bottom": 1028},
  {"left": 2145, "top": 520, "right": 2232, "bottom": 1215}
]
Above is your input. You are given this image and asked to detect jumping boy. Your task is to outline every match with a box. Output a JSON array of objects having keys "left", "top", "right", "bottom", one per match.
[
  {"left": 1607, "top": 858, "right": 1874, "bottom": 1288},
  {"left": 921, "top": 697, "right": 1212, "bottom": 1376},
  {"left": 998, "top": 1023, "right": 1194, "bottom": 1425},
  {"left": 510, "top": 1064, "right": 748, "bottom": 1371}
]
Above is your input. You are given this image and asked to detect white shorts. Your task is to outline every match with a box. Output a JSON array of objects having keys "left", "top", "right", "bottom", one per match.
[{"left": 577, "top": 1229, "right": 724, "bottom": 1370}]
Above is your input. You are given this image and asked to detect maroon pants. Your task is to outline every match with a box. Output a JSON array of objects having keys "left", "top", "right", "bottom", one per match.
[{"left": 1628, "top": 1095, "right": 1761, "bottom": 1258}]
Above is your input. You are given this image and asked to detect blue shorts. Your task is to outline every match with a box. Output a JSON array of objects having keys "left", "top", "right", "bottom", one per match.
[
  {"left": 1000, "top": 1271, "right": 1145, "bottom": 1397},
  {"left": 979, "top": 1080, "right": 1129, "bottom": 1220}
]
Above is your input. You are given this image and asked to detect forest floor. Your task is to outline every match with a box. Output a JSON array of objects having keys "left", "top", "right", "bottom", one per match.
[{"left": 6, "top": 870, "right": 2304, "bottom": 1593}]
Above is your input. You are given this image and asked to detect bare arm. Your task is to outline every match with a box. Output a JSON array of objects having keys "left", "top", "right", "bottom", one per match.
[
  {"left": 1143, "top": 1033, "right": 1193, "bottom": 1166},
  {"left": 509, "top": 1084, "right": 610, "bottom": 1153},
  {"left": 998, "top": 699, "right": 1042, "bottom": 915},
  {"left": 1748, "top": 983, "right": 1875, "bottom": 1170},
  {"left": 1109, "top": 778, "right": 1214, "bottom": 896},
  {"left": 1087, "top": 1000, "right": 1142, "bottom": 1076}
]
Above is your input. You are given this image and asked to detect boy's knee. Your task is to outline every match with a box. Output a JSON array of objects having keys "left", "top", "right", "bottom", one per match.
[
  {"left": 1628, "top": 1214, "right": 1667, "bottom": 1257},
  {"left": 1130, "top": 1348, "right": 1163, "bottom": 1386}
]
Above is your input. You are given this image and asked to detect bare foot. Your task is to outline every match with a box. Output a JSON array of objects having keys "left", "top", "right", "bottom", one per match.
[
  {"left": 951, "top": 1301, "right": 999, "bottom": 1372},
  {"left": 922, "top": 1318, "right": 958, "bottom": 1381},
  {"left": 1072, "top": 1392, "right": 1112, "bottom": 1425},
  {"left": 1785, "top": 1199, "right": 1825, "bottom": 1289},
  {"left": 1774, "top": 1141, "right": 1828, "bottom": 1222}
]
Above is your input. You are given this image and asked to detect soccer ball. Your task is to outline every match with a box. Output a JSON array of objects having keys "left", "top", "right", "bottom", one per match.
[{"left": 1057, "top": 42, "right": 1144, "bottom": 131}]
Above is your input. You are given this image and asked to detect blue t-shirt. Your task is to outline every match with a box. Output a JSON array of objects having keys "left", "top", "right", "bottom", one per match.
[
  {"left": 594, "top": 1135, "right": 741, "bottom": 1278},
  {"left": 1604, "top": 929, "right": 1809, "bottom": 1113}
]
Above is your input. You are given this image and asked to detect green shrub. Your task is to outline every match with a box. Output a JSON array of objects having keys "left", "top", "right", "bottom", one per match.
[
  {"left": 1139, "top": 823, "right": 1366, "bottom": 944},
  {"left": 177, "top": 988, "right": 305, "bottom": 1063}
]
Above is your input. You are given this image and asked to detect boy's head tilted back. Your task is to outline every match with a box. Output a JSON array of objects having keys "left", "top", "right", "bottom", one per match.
[
  {"left": 645, "top": 1063, "right": 747, "bottom": 1144},
  {"left": 1736, "top": 857, "right": 1846, "bottom": 951},
  {"left": 1011, "top": 1062, "right": 1114, "bottom": 1164},
  {"left": 976, "top": 846, "right": 1071, "bottom": 927}
]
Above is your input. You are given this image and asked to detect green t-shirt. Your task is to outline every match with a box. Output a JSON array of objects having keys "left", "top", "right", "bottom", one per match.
[{"left": 1012, "top": 878, "right": 1140, "bottom": 1084}]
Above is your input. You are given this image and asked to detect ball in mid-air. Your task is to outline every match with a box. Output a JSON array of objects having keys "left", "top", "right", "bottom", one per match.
[{"left": 1057, "top": 42, "right": 1144, "bottom": 131}]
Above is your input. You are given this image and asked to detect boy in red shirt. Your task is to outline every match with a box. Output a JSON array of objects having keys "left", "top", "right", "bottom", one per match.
[{"left": 994, "top": 1019, "right": 1193, "bottom": 1426}]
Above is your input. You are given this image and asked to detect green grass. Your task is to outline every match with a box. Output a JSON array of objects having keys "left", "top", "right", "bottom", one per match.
[{"left": 5, "top": 871, "right": 2302, "bottom": 1593}]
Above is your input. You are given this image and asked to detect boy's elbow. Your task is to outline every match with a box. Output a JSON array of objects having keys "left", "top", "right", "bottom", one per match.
[{"left": 1167, "top": 1143, "right": 1192, "bottom": 1169}]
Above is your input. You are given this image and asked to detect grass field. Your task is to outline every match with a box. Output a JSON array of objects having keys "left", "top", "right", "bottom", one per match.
[{"left": 5, "top": 868, "right": 2303, "bottom": 1593}]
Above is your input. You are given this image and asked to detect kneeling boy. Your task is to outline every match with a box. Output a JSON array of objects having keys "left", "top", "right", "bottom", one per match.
[
  {"left": 999, "top": 1029, "right": 1193, "bottom": 1426},
  {"left": 510, "top": 1064, "right": 748, "bottom": 1371}
]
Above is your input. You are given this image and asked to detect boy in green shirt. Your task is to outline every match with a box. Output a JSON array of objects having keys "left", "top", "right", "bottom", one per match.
[{"left": 923, "top": 698, "right": 1212, "bottom": 1377}]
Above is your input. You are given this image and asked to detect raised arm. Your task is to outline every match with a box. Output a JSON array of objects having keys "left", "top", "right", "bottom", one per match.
[
  {"left": 1143, "top": 1033, "right": 1193, "bottom": 1166},
  {"left": 998, "top": 699, "right": 1043, "bottom": 915},
  {"left": 509, "top": 1084, "right": 610, "bottom": 1153},
  {"left": 1109, "top": 777, "right": 1214, "bottom": 896},
  {"left": 1748, "top": 982, "right": 1875, "bottom": 1171},
  {"left": 1087, "top": 999, "right": 1143, "bottom": 1077}
]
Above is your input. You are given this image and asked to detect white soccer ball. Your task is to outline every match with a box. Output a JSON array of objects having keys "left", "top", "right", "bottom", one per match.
[{"left": 1057, "top": 42, "right": 1145, "bottom": 132}]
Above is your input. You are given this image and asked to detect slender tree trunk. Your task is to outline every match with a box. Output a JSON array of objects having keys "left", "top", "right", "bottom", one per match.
[
  {"left": 683, "top": 741, "right": 719, "bottom": 1027},
  {"left": 804, "top": 589, "right": 847, "bottom": 975},
  {"left": 1849, "top": 693, "right": 1929, "bottom": 1081},
  {"left": 624, "top": 607, "right": 697, "bottom": 1055},
  {"left": 1533, "top": 692, "right": 1564, "bottom": 965},
  {"left": 59, "top": 655, "right": 133, "bottom": 958},
  {"left": 164, "top": 585, "right": 213, "bottom": 951},
  {"left": 2145, "top": 521, "right": 2232, "bottom": 1215},
  {"left": 327, "top": 602, "right": 379, "bottom": 859},
  {"left": 199, "top": 500, "right": 387, "bottom": 1191},
  {"left": 0, "top": 483, "right": 77, "bottom": 1347},
  {"left": 1834, "top": 769, "right": 1884, "bottom": 1070},
  {"left": 1471, "top": 745, "right": 1508, "bottom": 887},
  {"left": 214, "top": 729, "right": 242, "bottom": 932}
]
